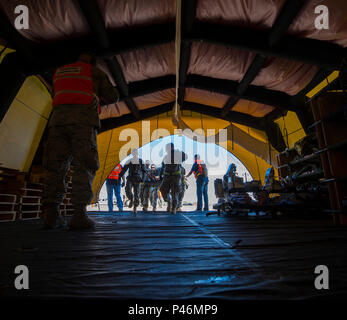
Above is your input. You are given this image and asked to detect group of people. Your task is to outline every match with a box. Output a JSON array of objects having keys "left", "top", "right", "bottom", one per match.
[
  {"left": 41, "top": 52, "right": 209, "bottom": 230},
  {"left": 106, "top": 144, "right": 209, "bottom": 215},
  {"left": 106, "top": 150, "right": 163, "bottom": 213}
]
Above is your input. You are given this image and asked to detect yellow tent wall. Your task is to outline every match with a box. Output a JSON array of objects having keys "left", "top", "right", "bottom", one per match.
[
  {"left": 274, "top": 71, "right": 339, "bottom": 149},
  {"left": 275, "top": 111, "right": 306, "bottom": 149},
  {"left": 0, "top": 76, "right": 52, "bottom": 171}
]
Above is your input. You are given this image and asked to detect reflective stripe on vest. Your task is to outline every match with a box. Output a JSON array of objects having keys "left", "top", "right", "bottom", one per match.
[
  {"left": 194, "top": 160, "right": 204, "bottom": 179},
  {"left": 53, "top": 61, "right": 94, "bottom": 106},
  {"left": 108, "top": 164, "right": 122, "bottom": 180}
]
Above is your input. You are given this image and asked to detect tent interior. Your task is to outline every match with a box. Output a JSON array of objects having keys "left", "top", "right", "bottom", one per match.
[{"left": 0, "top": 0, "right": 347, "bottom": 299}]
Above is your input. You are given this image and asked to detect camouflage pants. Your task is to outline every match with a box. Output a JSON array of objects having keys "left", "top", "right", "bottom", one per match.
[
  {"left": 160, "top": 175, "right": 181, "bottom": 210},
  {"left": 140, "top": 182, "right": 151, "bottom": 208},
  {"left": 178, "top": 186, "right": 186, "bottom": 208},
  {"left": 149, "top": 181, "right": 162, "bottom": 209},
  {"left": 125, "top": 177, "right": 141, "bottom": 207},
  {"left": 42, "top": 124, "right": 99, "bottom": 207}
]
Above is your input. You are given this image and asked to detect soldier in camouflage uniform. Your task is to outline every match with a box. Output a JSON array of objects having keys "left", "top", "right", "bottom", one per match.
[
  {"left": 160, "top": 143, "right": 187, "bottom": 214},
  {"left": 149, "top": 164, "right": 162, "bottom": 212},
  {"left": 120, "top": 149, "right": 145, "bottom": 215},
  {"left": 140, "top": 160, "right": 151, "bottom": 211},
  {"left": 177, "top": 165, "right": 188, "bottom": 212},
  {"left": 42, "top": 53, "right": 119, "bottom": 230}
]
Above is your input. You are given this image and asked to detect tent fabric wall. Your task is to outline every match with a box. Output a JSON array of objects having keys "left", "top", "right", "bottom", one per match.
[
  {"left": 1, "top": 1, "right": 346, "bottom": 122},
  {"left": 185, "top": 89, "right": 275, "bottom": 118},
  {"left": 232, "top": 124, "right": 268, "bottom": 144},
  {"left": 117, "top": 43, "right": 176, "bottom": 83},
  {"left": 133, "top": 89, "right": 175, "bottom": 110},
  {"left": 273, "top": 71, "right": 340, "bottom": 149},
  {"left": 275, "top": 111, "right": 306, "bottom": 149},
  {"left": 196, "top": 0, "right": 347, "bottom": 47},
  {"left": 1, "top": 45, "right": 52, "bottom": 172},
  {"left": 99, "top": 101, "right": 130, "bottom": 119},
  {"left": 188, "top": 41, "right": 318, "bottom": 96},
  {"left": 3, "top": 0, "right": 346, "bottom": 46},
  {"left": 232, "top": 99, "right": 274, "bottom": 117},
  {"left": 175, "top": 112, "right": 278, "bottom": 164},
  {"left": 98, "top": 0, "right": 176, "bottom": 30},
  {"left": 0, "top": 0, "right": 91, "bottom": 43},
  {"left": 0, "top": 76, "right": 52, "bottom": 171},
  {"left": 185, "top": 87, "right": 229, "bottom": 108},
  {"left": 1, "top": 0, "right": 345, "bottom": 118}
]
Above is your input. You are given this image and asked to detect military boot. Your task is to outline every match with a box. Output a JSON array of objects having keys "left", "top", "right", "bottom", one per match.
[
  {"left": 133, "top": 206, "right": 137, "bottom": 216},
  {"left": 128, "top": 200, "right": 133, "bottom": 208},
  {"left": 143, "top": 206, "right": 148, "bottom": 212},
  {"left": 167, "top": 203, "right": 172, "bottom": 213},
  {"left": 68, "top": 205, "right": 95, "bottom": 231},
  {"left": 171, "top": 208, "right": 177, "bottom": 215},
  {"left": 43, "top": 203, "right": 66, "bottom": 229}
]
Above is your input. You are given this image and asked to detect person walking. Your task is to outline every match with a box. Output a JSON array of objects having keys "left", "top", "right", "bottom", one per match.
[
  {"left": 141, "top": 160, "right": 152, "bottom": 211},
  {"left": 148, "top": 164, "right": 162, "bottom": 212},
  {"left": 186, "top": 154, "right": 209, "bottom": 211},
  {"left": 120, "top": 149, "right": 145, "bottom": 215},
  {"left": 160, "top": 143, "right": 187, "bottom": 214},
  {"left": 106, "top": 163, "right": 125, "bottom": 212}
]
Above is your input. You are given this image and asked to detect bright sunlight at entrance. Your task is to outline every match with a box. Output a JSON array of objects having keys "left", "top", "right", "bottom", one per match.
[{"left": 90, "top": 135, "right": 252, "bottom": 212}]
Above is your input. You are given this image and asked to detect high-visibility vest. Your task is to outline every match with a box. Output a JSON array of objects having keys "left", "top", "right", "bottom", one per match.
[
  {"left": 53, "top": 61, "right": 94, "bottom": 107},
  {"left": 194, "top": 160, "right": 204, "bottom": 179},
  {"left": 108, "top": 164, "right": 122, "bottom": 180}
]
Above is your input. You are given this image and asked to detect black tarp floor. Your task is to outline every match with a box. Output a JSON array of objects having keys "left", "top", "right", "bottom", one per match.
[{"left": 1, "top": 211, "right": 347, "bottom": 299}]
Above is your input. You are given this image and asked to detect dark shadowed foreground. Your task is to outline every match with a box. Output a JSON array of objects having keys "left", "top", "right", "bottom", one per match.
[{"left": 1, "top": 211, "right": 347, "bottom": 299}]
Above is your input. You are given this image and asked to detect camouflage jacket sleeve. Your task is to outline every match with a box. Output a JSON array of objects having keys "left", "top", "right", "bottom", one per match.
[
  {"left": 119, "top": 162, "right": 130, "bottom": 177},
  {"left": 159, "top": 162, "right": 165, "bottom": 177},
  {"left": 182, "top": 151, "right": 188, "bottom": 162},
  {"left": 92, "top": 66, "right": 119, "bottom": 104},
  {"left": 140, "top": 159, "right": 146, "bottom": 173}
]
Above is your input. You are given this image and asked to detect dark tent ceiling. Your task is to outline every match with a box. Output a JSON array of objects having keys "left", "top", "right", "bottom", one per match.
[{"left": 0, "top": 0, "right": 346, "bottom": 151}]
